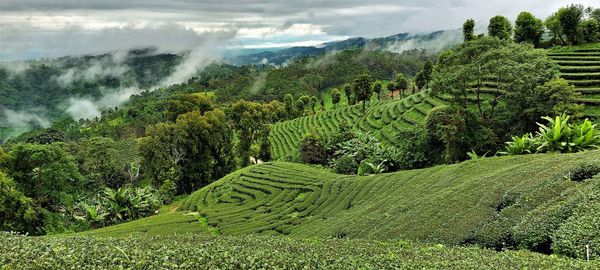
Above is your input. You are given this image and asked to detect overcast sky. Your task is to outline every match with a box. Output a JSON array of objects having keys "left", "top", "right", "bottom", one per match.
[{"left": 0, "top": 0, "right": 597, "bottom": 60}]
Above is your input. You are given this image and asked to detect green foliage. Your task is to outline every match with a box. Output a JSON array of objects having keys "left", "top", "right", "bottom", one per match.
[
  {"left": 502, "top": 114, "right": 600, "bottom": 155},
  {"left": 392, "top": 126, "right": 434, "bottom": 169},
  {"left": 2, "top": 233, "right": 595, "bottom": 269},
  {"left": 0, "top": 143, "right": 84, "bottom": 207},
  {"left": 488, "top": 15, "right": 513, "bottom": 40},
  {"left": 372, "top": 81, "right": 383, "bottom": 101},
  {"left": 536, "top": 114, "right": 600, "bottom": 153},
  {"left": 73, "top": 186, "right": 161, "bottom": 228},
  {"left": 24, "top": 128, "right": 66, "bottom": 145},
  {"left": 343, "top": 83, "right": 355, "bottom": 105},
  {"left": 463, "top": 19, "right": 475, "bottom": 42},
  {"left": 414, "top": 60, "right": 432, "bottom": 90},
  {"left": 557, "top": 4, "right": 585, "bottom": 45},
  {"left": 138, "top": 109, "right": 234, "bottom": 194},
  {"left": 501, "top": 133, "right": 536, "bottom": 155},
  {"left": 431, "top": 36, "right": 558, "bottom": 137},
  {"left": 352, "top": 74, "right": 373, "bottom": 112},
  {"left": 331, "top": 88, "right": 341, "bottom": 108},
  {"left": 77, "top": 137, "right": 124, "bottom": 189},
  {"left": 514, "top": 11, "right": 544, "bottom": 47},
  {"left": 425, "top": 107, "right": 466, "bottom": 163},
  {"left": 0, "top": 172, "right": 40, "bottom": 234},
  {"left": 580, "top": 19, "right": 600, "bottom": 43},
  {"left": 298, "top": 132, "right": 327, "bottom": 165}
]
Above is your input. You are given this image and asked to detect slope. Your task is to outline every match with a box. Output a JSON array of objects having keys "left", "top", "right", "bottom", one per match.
[{"left": 180, "top": 151, "right": 600, "bottom": 249}]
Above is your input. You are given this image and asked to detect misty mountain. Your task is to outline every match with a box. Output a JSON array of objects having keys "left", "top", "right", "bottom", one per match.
[{"left": 229, "top": 29, "right": 461, "bottom": 65}]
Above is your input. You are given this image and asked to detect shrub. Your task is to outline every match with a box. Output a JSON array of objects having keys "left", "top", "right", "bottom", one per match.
[
  {"left": 331, "top": 155, "right": 359, "bottom": 174},
  {"left": 298, "top": 132, "right": 327, "bottom": 164}
]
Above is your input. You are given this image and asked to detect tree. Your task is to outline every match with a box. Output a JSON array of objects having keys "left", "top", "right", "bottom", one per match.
[
  {"left": 331, "top": 88, "right": 341, "bottom": 108},
  {"left": 386, "top": 82, "right": 396, "bottom": 99},
  {"left": 430, "top": 37, "right": 558, "bottom": 133},
  {"left": 228, "top": 101, "right": 273, "bottom": 167},
  {"left": 79, "top": 137, "right": 123, "bottom": 189},
  {"left": 295, "top": 98, "right": 306, "bottom": 114},
  {"left": 298, "top": 132, "right": 327, "bottom": 164},
  {"left": 514, "top": 12, "right": 544, "bottom": 47},
  {"left": 522, "top": 78, "right": 583, "bottom": 131},
  {"left": 426, "top": 107, "right": 466, "bottom": 164},
  {"left": 581, "top": 19, "right": 600, "bottom": 43},
  {"left": 284, "top": 93, "right": 295, "bottom": 119},
  {"left": 395, "top": 74, "right": 409, "bottom": 98},
  {"left": 557, "top": 4, "right": 584, "bottom": 45},
  {"left": 352, "top": 74, "right": 374, "bottom": 113},
  {"left": 0, "top": 172, "right": 41, "bottom": 234},
  {"left": 592, "top": 8, "right": 600, "bottom": 23},
  {"left": 299, "top": 95, "right": 311, "bottom": 115},
  {"left": 372, "top": 81, "right": 383, "bottom": 101},
  {"left": 310, "top": 95, "right": 318, "bottom": 114},
  {"left": 343, "top": 83, "right": 355, "bottom": 105},
  {"left": 545, "top": 13, "right": 566, "bottom": 45},
  {"left": 463, "top": 19, "right": 476, "bottom": 42},
  {"left": 25, "top": 128, "right": 66, "bottom": 145},
  {"left": 138, "top": 109, "right": 234, "bottom": 194},
  {"left": 488, "top": 15, "right": 513, "bottom": 40},
  {"left": 415, "top": 60, "right": 433, "bottom": 90},
  {"left": 1, "top": 143, "right": 84, "bottom": 207}
]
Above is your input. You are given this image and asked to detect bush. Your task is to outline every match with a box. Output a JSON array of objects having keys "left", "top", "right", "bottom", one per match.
[
  {"left": 391, "top": 126, "right": 433, "bottom": 170},
  {"left": 331, "top": 155, "right": 359, "bottom": 174},
  {"left": 298, "top": 132, "right": 327, "bottom": 164}
]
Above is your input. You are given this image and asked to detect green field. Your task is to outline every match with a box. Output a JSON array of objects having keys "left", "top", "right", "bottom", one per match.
[{"left": 548, "top": 43, "right": 600, "bottom": 118}]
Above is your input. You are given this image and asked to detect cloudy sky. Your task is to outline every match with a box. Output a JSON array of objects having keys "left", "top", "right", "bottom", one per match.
[{"left": 0, "top": 0, "right": 597, "bottom": 60}]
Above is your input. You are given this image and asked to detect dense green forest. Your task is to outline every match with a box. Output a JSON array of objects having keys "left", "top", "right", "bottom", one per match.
[{"left": 2, "top": 3, "right": 600, "bottom": 269}]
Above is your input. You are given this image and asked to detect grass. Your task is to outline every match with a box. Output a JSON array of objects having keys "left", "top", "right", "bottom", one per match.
[
  {"left": 179, "top": 151, "right": 600, "bottom": 249},
  {"left": 547, "top": 44, "right": 600, "bottom": 118}
]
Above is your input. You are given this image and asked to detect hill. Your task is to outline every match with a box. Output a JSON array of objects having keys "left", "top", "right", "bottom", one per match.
[
  {"left": 179, "top": 151, "right": 600, "bottom": 256},
  {"left": 230, "top": 30, "right": 461, "bottom": 66},
  {"left": 548, "top": 43, "right": 600, "bottom": 118}
]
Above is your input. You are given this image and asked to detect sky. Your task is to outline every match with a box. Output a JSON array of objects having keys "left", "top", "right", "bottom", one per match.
[{"left": 0, "top": 0, "right": 598, "bottom": 60}]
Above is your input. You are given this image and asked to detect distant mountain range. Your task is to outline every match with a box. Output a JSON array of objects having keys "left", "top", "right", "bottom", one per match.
[{"left": 228, "top": 29, "right": 461, "bottom": 65}]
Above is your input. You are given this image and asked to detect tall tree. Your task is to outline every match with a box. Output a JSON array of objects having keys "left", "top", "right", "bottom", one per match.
[
  {"left": 415, "top": 60, "right": 433, "bottom": 90},
  {"left": 557, "top": 4, "right": 584, "bottom": 45},
  {"left": 430, "top": 36, "right": 558, "bottom": 132},
  {"left": 395, "top": 74, "right": 409, "bottom": 99},
  {"left": 284, "top": 93, "right": 295, "bottom": 119},
  {"left": 545, "top": 13, "right": 566, "bottom": 45},
  {"left": 514, "top": 12, "right": 544, "bottom": 47},
  {"left": 386, "top": 82, "right": 396, "bottom": 99},
  {"left": 372, "top": 81, "right": 383, "bottom": 101},
  {"left": 488, "top": 15, "right": 513, "bottom": 40},
  {"left": 463, "top": 19, "right": 476, "bottom": 42},
  {"left": 353, "top": 74, "right": 374, "bottom": 113},
  {"left": 581, "top": 19, "right": 600, "bottom": 43},
  {"left": 331, "top": 88, "right": 341, "bottom": 108},
  {"left": 343, "top": 83, "right": 355, "bottom": 105}
]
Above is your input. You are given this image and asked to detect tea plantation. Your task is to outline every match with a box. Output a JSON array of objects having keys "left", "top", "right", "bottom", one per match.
[
  {"left": 549, "top": 44, "right": 600, "bottom": 118},
  {"left": 179, "top": 151, "right": 600, "bottom": 257},
  {"left": 3, "top": 232, "right": 598, "bottom": 269}
]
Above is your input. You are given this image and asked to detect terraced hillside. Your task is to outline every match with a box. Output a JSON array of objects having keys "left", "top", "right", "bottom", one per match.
[
  {"left": 269, "top": 90, "right": 448, "bottom": 159},
  {"left": 181, "top": 151, "right": 600, "bottom": 252},
  {"left": 548, "top": 45, "right": 600, "bottom": 118}
]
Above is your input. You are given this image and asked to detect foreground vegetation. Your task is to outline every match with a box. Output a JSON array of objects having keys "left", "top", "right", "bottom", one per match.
[{"left": 2, "top": 232, "right": 597, "bottom": 269}]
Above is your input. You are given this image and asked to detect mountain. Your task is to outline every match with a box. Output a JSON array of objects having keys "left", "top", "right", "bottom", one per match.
[{"left": 229, "top": 29, "right": 461, "bottom": 65}]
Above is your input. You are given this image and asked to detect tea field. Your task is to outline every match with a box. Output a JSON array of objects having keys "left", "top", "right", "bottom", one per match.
[{"left": 2, "top": 232, "right": 597, "bottom": 269}]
